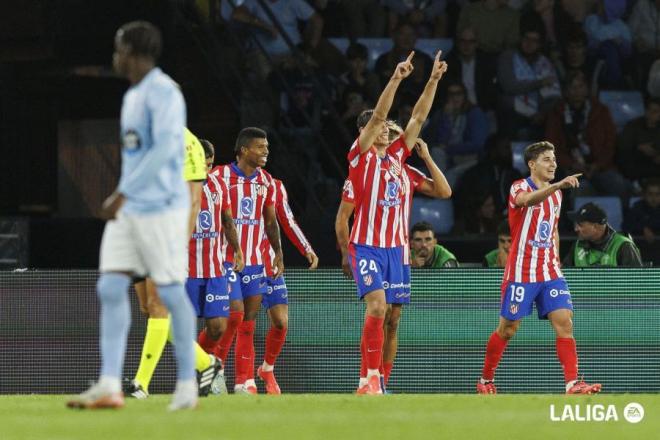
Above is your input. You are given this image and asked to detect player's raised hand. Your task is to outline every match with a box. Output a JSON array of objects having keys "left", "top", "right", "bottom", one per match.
[
  {"left": 430, "top": 50, "right": 448, "bottom": 81},
  {"left": 341, "top": 254, "right": 353, "bottom": 280},
  {"left": 306, "top": 251, "right": 319, "bottom": 270},
  {"left": 233, "top": 248, "right": 245, "bottom": 273},
  {"left": 558, "top": 173, "right": 582, "bottom": 190},
  {"left": 392, "top": 51, "right": 415, "bottom": 81},
  {"left": 100, "top": 191, "right": 125, "bottom": 220},
  {"left": 414, "top": 138, "right": 431, "bottom": 160},
  {"left": 273, "top": 251, "right": 285, "bottom": 278}
]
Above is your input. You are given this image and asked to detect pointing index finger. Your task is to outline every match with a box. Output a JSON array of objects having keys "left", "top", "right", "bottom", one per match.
[
  {"left": 406, "top": 51, "right": 415, "bottom": 63},
  {"left": 435, "top": 50, "right": 443, "bottom": 62}
]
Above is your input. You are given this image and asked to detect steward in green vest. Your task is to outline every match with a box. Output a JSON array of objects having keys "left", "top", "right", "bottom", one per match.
[
  {"left": 564, "top": 202, "right": 643, "bottom": 267},
  {"left": 483, "top": 220, "right": 512, "bottom": 268},
  {"left": 410, "top": 221, "right": 459, "bottom": 268}
]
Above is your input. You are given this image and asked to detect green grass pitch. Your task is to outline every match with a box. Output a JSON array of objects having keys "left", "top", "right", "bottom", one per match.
[{"left": 1, "top": 394, "right": 657, "bottom": 440}]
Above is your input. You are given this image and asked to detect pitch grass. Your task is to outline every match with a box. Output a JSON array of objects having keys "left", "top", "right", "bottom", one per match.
[{"left": 0, "top": 394, "right": 657, "bottom": 440}]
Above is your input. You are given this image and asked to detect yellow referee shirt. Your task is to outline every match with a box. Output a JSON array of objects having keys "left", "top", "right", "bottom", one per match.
[{"left": 184, "top": 127, "right": 207, "bottom": 182}]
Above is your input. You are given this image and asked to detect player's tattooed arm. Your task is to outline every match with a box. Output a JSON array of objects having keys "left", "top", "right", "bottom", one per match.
[
  {"left": 221, "top": 209, "right": 244, "bottom": 272},
  {"left": 403, "top": 51, "right": 448, "bottom": 148},
  {"left": 264, "top": 204, "right": 284, "bottom": 277}
]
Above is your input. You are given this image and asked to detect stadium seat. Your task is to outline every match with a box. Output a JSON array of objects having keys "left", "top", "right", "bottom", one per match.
[
  {"left": 574, "top": 196, "right": 623, "bottom": 230},
  {"left": 598, "top": 90, "right": 644, "bottom": 132},
  {"left": 511, "top": 141, "right": 528, "bottom": 175},
  {"left": 410, "top": 197, "right": 454, "bottom": 235},
  {"left": 328, "top": 38, "right": 453, "bottom": 70}
]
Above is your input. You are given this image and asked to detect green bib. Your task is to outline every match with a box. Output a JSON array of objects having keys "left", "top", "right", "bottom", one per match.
[
  {"left": 573, "top": 233, "right": 636, "bottom": 267},
  {"left": 484, "top": 249, "right": 499, "bottom": 268}
]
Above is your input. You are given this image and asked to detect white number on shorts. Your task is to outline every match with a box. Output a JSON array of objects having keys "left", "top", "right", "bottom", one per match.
[
  {"left": 510, "top": 285, "right": 525, "bottom": 303},
  {"left": 228, "top": 271, "right": 237, "bottom": 282},
  {"left": 358, "top": 259, "right": 378, "bottom": 275}
]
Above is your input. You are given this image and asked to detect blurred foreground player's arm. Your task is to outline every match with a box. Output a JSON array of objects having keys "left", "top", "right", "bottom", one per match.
[
  {"left": 274, "top": 179, "right": 318, "bottom": 269},
  {"left": 335, "top": 179, "right": 356, "bottom": 278}
]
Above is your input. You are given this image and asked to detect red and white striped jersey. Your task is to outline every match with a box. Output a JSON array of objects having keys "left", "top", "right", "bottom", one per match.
[
  {"left": 400, "top": 165, "right": 427, "bottom": 265},
  {"left": 262, "top": 179, "right": 314, "bottom": 277},
  {"left": 346, "top": 136, "right": 411, "bottom": 248},
  {"left": 504, "top": 177, "right": 563, "bottom": 283},
  {"left": 210, "top": 163, "right": 275, "bottom": 266},
  {"left": 188, "top": 173, "right": 231, "bottom": 278}
]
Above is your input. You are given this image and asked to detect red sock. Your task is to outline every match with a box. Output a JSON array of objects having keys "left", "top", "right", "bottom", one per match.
[
  {"left": 215, "top": 311, "right": 243, "bottom": 364},
  {"left": 481, "top": 332, "right": 509, "bottom": 381},
  {"left": 197, "top": 329, "right": 216, "bottom": 353},
  {"left": 234, "top": 320, "right": 255, "bottom": 385},
  {"left": 383, "top": 362, "right": 393, "bottom": 385},
  {"left": 359, "top": 336, "right": 367, "bottom": 378},
  {"left": 363, "top": 315, "right": 384, "bottom": 371},
  {"left": 264, "top": 326, "right": 287, "bottom": 366},
  {"left": 556, "top": 337, "right": 578, "bottom": 383}
]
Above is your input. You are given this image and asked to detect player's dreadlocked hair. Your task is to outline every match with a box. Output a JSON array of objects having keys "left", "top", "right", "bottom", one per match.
[
  {"left": 523, "top": 141, "right": 554, "bottom": 169},
  {"left": 234, "top": 127, "right": 267, "bottom": 156},
  {"left": 116, "top": 21, "right": 162, "bottom": 60}
]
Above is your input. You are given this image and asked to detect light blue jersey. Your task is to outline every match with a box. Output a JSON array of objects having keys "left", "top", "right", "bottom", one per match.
[{"left": 118, "top": 67, "right": 188, "bottom": 213}]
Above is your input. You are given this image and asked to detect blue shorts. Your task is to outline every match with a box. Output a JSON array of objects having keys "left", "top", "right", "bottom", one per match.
[
  {"left": 500, "top": 278, "right": 573, "bottom": 320},
  {"left": 185, "top": 277, "right": 230, "bottom": 319},
  {"left": 348, "top": 243, "right": 404, "bottom": 300},
  {"left": 262, "top": 276, "right": 288, "bottom": 309},
  {"left": 223, "top": 262, "right": 267, "bottom": 300},
  {"left": 385, "top": 264, "right": 410, "bottom": 304}
]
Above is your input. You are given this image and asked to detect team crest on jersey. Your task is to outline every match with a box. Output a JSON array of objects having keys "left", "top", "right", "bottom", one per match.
[
  {"left": 240, "top": 197, "right": 254, "bottom": 217},
  {"left": 198, "top": 210, "right": 212, "bottom": 231},
  {"left": 253, "top": 184, "right": 268, "bottom": 197},
  {"left": 509, "top": 304, "right": 519, "bottom": 315},
  {"left": 363, "top": 274, "right": 373, "bottom": 286},
  {"left": 388, "top": 159, "right": 401, "bottom": 176},
  {"left": 122, "top": 130, "right": 141, "bottom": 151}
]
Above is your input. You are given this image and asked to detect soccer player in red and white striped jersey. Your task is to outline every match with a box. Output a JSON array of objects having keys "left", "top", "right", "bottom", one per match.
[
  {"left": 339, "top": 51, "right": 448, "bottom": 394},
  {"left": 256, "top": 178, "right": 318, "bottom": 394},
  {"left": 477, "top": 141, "right": 601, "bottom": 395},
  {"left": 207, "top": 127, "right": 284, "bottom": 395}
]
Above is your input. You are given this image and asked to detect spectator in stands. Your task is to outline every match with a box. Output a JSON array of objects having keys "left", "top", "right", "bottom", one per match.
[
  {"left": 546, "top": 70, "right": 629, "bottom": 199},
  {"left": 457, "top": 0, "right": 520, "bottom": 55},
  {"left": 453, "top": 192, "right": 500, "bottom": 235},
  {"left": 557, "top": 29, "right": 597, "bottom": 91},
  {"left": 519, "top": 0, "right": 580, "bottom": 62},
  {"left": 564, "top": 202, "right": 643, "bottom": 267},
  {"left": 425, "top": 81, "right": 489, "bottom": 186},
  {"left": 583, "top": 0, "right": 632, "bottom": 88},
  {"left": 454, "top": 133, "right": 522, "bottom": 216},
  {"left": 383, "top": 0, "right": 448, "bottom": 37},
  {"left": 483, "top": 220, "right": 512, "bottom": 267},
  {"left": 375, "top": 22, "right": 434, "bottom": 99},
  {"left": 339, "top": 42, "right": 380, "bottom": 106},
  {"left": 341, "top": 0, "right": 387, "bottom": 39},
  {"left": 444, "top": 26, "right": 498, "bottom": 110},
  {"left": 410, "top": 221, "right": 459, "bottom": 268},
  {"left": 559, "top": 0, "right": 597, "bottom": 24},
  {"left": 624, "top": 178, "right": 660, "bottom": 244},
  {"left": 617, "top": 96, "right": 660, "bottom": 183},
  {"left": 497, "top": 21, "right": 561, "bottom": 139},
  {"left": 628, "top": 0, "right": 660, "bottom": 87}
]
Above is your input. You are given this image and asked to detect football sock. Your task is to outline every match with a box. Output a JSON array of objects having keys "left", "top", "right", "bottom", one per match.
[
  {"left": 98, "top": 375, "right": 121, "bottom": 394},
  {"left": 96, "top": 273, "right": 131, "bottom": 381},
  {"left": 481, "top": 331, "right": 509, "bottom": 381},
  {"left": 264, "top": 326, "right": 287, "bottom": 367},
  {"left": 216, "top": 311, "right": 243, "bottom": 363},
  {"left": 234, "top": 320, "right": 255, "bottom": 385},
  {"left": 158, "top": 283, "right": 196, "bottom": 381},
  {"left": 556, "top": 337, "right": 578, "bottom": 383},
  {"left": 383, "top": 362, "right": 393, "bottom": 385},
  {"left": 359, "top": 337, "right": 367, "bottom": 378},
  {"left": 363, "top": 315, "right": 385, "bottom": 371},
  {"left": 168, "top": 322, "right": 211, "bottom": 372},
  {"left": 134, "top": 317, "right": 170, "bottom": 391}
]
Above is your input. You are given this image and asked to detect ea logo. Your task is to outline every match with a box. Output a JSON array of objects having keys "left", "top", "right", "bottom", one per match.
[
  {"left": 205, "top": 294, "right": 214, "bottom": 303},
  {"left": 385, "top": 181, "right": 399, "bottom": 201},
  {"left": 198, "top": 210, "right": 212, "bottom": 231},
  {"left": 550, "top": 289, "right": 559, "bottom": 298},
  {"left": 538, "top": 221, "right": 551, "bottom": 241},
  {"left": 623, "top": 403, "right": 644, "bottom": 423},
  {"left": 240, "top": 197, "right": 254, "bottom": 217},
  {"left": 122, "top": 130, "right": 141, "bottom": 151},
  {"left": 242, "top": 275, "right": 250, "bottom": 284}
]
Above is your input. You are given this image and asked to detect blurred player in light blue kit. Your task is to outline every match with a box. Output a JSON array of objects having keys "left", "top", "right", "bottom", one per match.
[{"left": 67, "top": 21, "right": 197, "bottom": 411}]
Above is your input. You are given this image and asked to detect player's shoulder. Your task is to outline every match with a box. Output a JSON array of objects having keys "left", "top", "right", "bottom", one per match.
[
  {"left": 510, "top": 178, "right": 531, "bottom": 193},
  {"left": 146, "top": 68, "right": 182, "bottom": 97},
  {"left": 404, "top": 164, "right": 426, "bottom": 178},
  {"left": 257, "top": 167, "right": 275, "bottom": 184}
]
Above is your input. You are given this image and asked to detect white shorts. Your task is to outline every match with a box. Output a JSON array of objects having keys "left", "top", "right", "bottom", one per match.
[{"left": 99, "top": 207, "right": 189, "bottom": 285}]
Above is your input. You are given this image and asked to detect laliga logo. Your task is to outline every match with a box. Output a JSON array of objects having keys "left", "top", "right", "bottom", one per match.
[
  {"left": 550, "top": 402, "right": 644, "bottom": 423},
  {"left": 198, "top": 210, "right": 212, "bottom": 231},
  {"left": 240, "top": 197, "right": 254, "bottom": 217}
]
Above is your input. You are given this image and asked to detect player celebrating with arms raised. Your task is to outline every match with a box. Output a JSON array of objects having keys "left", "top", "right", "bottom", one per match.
[{"left": 477, "top": 141, "right": 601, "bottom": 395}]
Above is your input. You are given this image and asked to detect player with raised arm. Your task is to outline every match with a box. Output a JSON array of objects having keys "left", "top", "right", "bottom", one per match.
[
  {"left": 476, "top": 141, "right": 602, "bottom": 395},
  {"left": 68, "top": 21, "right": 198, "bottom": 410},
  {"left": 125, "top": 130, "right": 224, "bottom": 399},
  {"left": 256, "top": 178, "right": 319, "bottom": 394},
  {"left": 207, "top": 127, "right": 284, "bottom": 394},
  {"left": 340, "top": 50, "right": 447, "bottom": 394}
]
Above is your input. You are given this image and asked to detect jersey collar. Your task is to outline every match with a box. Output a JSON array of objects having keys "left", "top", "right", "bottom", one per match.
[
  {"left": 525, "top": 177, "right": 538, "bottom": 191},
  {"left": 231, "top": 162, "right": 259, "bottom": 180}
]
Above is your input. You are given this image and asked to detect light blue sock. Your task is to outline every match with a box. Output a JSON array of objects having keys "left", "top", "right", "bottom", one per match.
[
  {"left": 96, "top": 273, "right": 131, "bottom": 380},
  {"left": 157, "top": 283, "right": 196, "bottom": 381}
]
